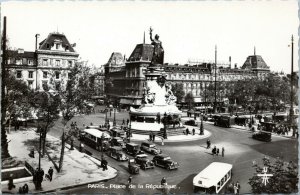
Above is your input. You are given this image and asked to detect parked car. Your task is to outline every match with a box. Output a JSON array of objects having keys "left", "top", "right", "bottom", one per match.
[
  {"left": 185, "top": 120, "right": 196, "bottom": 126},
  {"left": 128, "top": 158, "right": 140, "bottom": 174},
  {"left": 110, "top": 137, "right": 125, "bottom": 148},
  {"left": 152, "top": 154, "right": 179, "bottom": 170},
  {"left": 135, "top": 154, "right": 155, "bottom": 170},
  {"left": 252, "top": 131, "right": 272, "bottom": 142},
  {"left": 124, "top": 143, "right": 142, "bottom": 156},
  {"left": 107, "top": 146, "right": 128, "bottom": 161},
  {"left": 140, "top": 142, "right": 162, "bottom": 155},
  {"left": 214, "top": 115, "right": 235, "bottom": 128}
]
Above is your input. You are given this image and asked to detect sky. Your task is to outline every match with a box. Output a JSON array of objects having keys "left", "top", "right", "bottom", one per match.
[{"left": 1, "top": 1, "right": 299, "bottom": 73}]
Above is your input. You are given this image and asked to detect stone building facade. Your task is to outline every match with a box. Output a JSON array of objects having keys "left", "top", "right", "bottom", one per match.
[
  {"left": 105, "top": 42, "right": 270, "bottom": 108},
  {"left": 6, "top": 32, "right": 79, "bottom": 91}
]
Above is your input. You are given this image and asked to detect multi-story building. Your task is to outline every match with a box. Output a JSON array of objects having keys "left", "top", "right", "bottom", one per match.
[
  {"left": 6, "top": 32, "right": 79, "bottom": 91},
  {"left": 105, "top": 41, "right": 270, "bottom": 108}
]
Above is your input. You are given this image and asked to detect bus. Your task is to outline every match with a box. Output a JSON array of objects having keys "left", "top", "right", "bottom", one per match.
[
  {"left": 193, "top": 162, "right": 233, "bottom": 194},
  {"left": 82, "top": 128, "right": 111, "bottom": 150}
]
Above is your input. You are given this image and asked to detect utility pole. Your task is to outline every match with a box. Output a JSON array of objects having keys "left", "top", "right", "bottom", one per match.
[
  {"left": 289, "top": 35, "right": 295, "bottom": 136},
  {"left": 214, "top": 45, "right": 217, "bottom": 113}
]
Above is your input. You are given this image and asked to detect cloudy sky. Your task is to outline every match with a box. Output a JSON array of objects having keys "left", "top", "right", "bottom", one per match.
[{"left": 1, "top": 1, "right": 298, "bottom": 73}]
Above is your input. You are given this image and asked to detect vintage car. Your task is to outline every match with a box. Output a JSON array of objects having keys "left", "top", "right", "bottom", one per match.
[
  {"left": 135, "top": 154, "right": 155, "bottom": 170},
  {"left": 152, "top": 154, "right": 179, "bottom": 170},
  {"left": 110, "top": 128, "right": 126, "bottom": 138},
  {"left": 214, "top": 115, "right": 235, "bottom": 128},
  {"left": 124, "top": 143, "right": 143, "bottom": 156},
  {"left": 252, "top": 131, "right": 272, "bottom": 142},
  {"left": 107, "top": 146, "right": 128, "bottom": 161},
  {"left": 140, "top": 142, "right": 162, "bottom": 155},
  {"left": 110, "top": 137, "right": 125, "bottom": 148},
  {"left": 128, "top": 158, "right": 140, "bottom": 174}
]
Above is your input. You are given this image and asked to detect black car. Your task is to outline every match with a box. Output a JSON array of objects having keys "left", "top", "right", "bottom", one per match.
[
  {"left": 110, "top": 137, "right": 125, "bottom": 148},
  {"left": 135, "top": 154, "right": 155, "bottom": 170},
  {"left": 128, "top": 158, "right": 140, "bottom": 174},
  {"left": 152, "top": 154, "right": 179, "bottom": 170},
  {"left": 140, "top": 142, "right": 162, "bottom": 155},
  {"left": 252, "top": 131, "right": 272, "bottom": 142},
  {"left": 124, "top": 143, "right": 142, "bottom": 156}
]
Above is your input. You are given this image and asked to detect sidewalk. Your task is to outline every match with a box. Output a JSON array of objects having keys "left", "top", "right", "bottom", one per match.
[
  {"left": 131, "top": 126, "right": 211, "bottom": 143},
  {"left": 2, "top": 128, "right": 118, "bottom": 194}
]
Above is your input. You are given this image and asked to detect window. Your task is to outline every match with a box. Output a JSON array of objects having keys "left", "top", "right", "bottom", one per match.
[
  {"left": 56, "top": 43, "right": 59, "bottom": 49},
  {"left": 46, "top": 44, "right": 50, "bottom": 49},
  {"left": 17, "top": 71, "right": 22, "bottom": 78},
  {"left": 42, "top": 81, "right": 48, "bottom": 90},
  {"left": 55, "top": 82, "right": 61, "bottom": 90},
  {"left": 55, "top": 71, "right": 60, "bottom": 79},
  {"left": 22, "top": 58, "right": 27, "bottom": 64},
  {"left": 56, "top": 60, "right": 60, "bottom": 66},
  {"left": 28, "top": 60, "right": 33, "bottom": 65},
  {"left": 68, "top": 61, "right": 72, "bottom": 66},
  {"left": 28, "top": 71, "right": 33, "bottom": 78},
  {"left": 16, "top": 59, "right": 22, "bottom": 65},
  {"left": 28, "top": 81, "right": 33, "bottom": 88},
  {"left": 43, "top": 59, "right": 48, "bottom": 66},
  {"left": 43, "top": 71, "right": 48, "bottom": 79}
]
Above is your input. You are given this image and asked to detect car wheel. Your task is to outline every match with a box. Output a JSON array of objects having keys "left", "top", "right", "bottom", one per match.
[{"left": 167, "top": 165, "right": 171, "bottom": 170}]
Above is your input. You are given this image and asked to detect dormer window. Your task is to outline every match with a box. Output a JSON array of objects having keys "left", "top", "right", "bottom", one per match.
[
  {"left": 47, "top": 44, "right": 50, "bottom": 49},
  {"left": 56, "top": 43, "right": 60, "bottom": 49}
]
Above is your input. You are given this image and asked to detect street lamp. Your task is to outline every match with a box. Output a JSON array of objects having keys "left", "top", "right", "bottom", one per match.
[
  {"left": 128, "top": 119, "right": 131, "bottom": 143},
  {"left": 289, "top": 35, "right": 295, "bottom": 137},
  {"left": 105, "top": 109, "right": 108, "bottom": 128},
  {"left": 113, "top": 108, "right": 116, "bottom": 127},
  {"left": 101, "top": 133, "right": 105, "bottom": 159}
]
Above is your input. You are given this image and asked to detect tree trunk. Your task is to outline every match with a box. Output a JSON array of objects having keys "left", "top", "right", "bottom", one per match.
[
  {"left": 1, "top": 16, "right": 10, "bottom": 160},
  {"left": 58, "top": 131, "right": 66, "bottom": 172}
]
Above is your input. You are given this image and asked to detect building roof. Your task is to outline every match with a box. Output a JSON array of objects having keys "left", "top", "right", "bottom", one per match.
[
  {"left": 107, "top": 52, "right": 125, "bottom": 67},
  {"left": 241, "top": 55, "right": 269, "bottom": 70},
  {"left": 7, "top": 50, "right": 35, "bottom": 58},
  {"left": 38, "top": 32, "right": 75, "bottom": 52},
  {"left": 128, "top": 44, "right": 154, "bottom": 62}
]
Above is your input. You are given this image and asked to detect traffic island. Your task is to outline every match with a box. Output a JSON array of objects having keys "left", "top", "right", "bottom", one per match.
[{"left": 2, "top": 128, "right": 118, "bottom": 194}]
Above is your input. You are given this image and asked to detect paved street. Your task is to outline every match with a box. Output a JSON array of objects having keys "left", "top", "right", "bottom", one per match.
[{"left": 48, "top": 114, "right": 297, "bottom": 194}]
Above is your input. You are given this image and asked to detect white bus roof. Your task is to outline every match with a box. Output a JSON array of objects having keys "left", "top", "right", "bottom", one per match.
[
  {"left": 83, "top": 128, "right": 110, "bottom": 139},
  {"left": 193, "top": 162, "right": 233, "bottom": 188}
]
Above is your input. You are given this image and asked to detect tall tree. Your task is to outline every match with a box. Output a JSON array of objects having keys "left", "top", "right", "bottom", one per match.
[
  {"left": 185, "top": 92, "right": 194, "bottom": 110},
  {"left": 249, "top": 156, "right": 298, "bottom": 193},
  {"left": 171, "top": 83, "right": 185, "bottom": 103}
]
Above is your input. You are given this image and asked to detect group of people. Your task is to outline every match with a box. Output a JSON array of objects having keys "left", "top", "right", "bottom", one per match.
[
  {"left": 184, "top": 128, "right": 196, "bottom": 135},
  {"left": 206, "top": 139, "right": 225, "bottom": 157},
  {"left": 227, "top": 181, "right": 241, "bottom": 194},
  {"left": 33, "top": 167, "right": 54, "bottom": 190}
]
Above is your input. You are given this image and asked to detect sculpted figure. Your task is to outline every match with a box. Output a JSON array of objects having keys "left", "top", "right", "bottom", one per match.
[{"left": 150, "top": 27, "right": 164, "bottom": 65}]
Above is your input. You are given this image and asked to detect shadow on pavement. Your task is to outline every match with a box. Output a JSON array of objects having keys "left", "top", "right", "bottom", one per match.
[
  {"left": 249, "top": 139, "right": 298, "bottom": 162},
  {"left": 171, "top": 173, "right": 196, "bottom": 193}
]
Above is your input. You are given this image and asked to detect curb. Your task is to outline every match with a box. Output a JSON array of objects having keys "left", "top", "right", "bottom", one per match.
[{"left": 130, "top": 129, "right": 211, "bottom": 143}]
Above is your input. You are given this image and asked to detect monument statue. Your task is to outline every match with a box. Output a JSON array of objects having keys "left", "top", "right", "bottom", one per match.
[{"left": 149, "top": 27, "right": 164, "bottom": 65}]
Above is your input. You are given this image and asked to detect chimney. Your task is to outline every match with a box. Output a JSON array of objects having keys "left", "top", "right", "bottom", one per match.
[
  {"left": 234, "top": 63, "right": 237, "bottom": 69},
  {"left": 229, "top": 56, "right": 231, "bottom": 69},
  {"left": 18, "top": 48, "right": 24, "bottom": 54}
]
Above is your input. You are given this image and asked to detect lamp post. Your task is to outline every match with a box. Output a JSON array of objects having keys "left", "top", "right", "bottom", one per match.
[
  {"left": 105, "top": 109, "right": 108, "bottom": 128},
  {"left": 289, "top": 35, "right": 295, "bottom": 136},
  {"left": 113, "top": 108, "right": 116, "bottom": 127},
  {"left": 101, "top": 133, "right": 105, "bottom": 159},
  {"left": 200, "top": 114, "right": 204, "bottom": 135},
  {"left": 128, "top": 119, "right": 131, "bottom": 143}
]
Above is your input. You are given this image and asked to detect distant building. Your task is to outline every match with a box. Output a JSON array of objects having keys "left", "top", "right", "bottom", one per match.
[
  {"left": 5, "top": 32, "right": 79, "bottom": 91},
  {"left": 105, "top": 42, "right": 270, "bottom": 108}
]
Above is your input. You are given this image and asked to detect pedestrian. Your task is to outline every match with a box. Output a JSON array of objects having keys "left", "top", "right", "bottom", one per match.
[
  {"left": 186, "top": 128, "right": 189, "bottom": 135},
  {"left": 22, "top": 183, "right": 29, "bottom": 193},
  {"left": 212, "top": 146, "right": 216, "bottom": 156},
  {"left": 161, "top": 177, "right": 167, "bottom": 185},
  {"left": 149, "top": 133, "right": 152, "bottom": 141},
  {"left": 153, "top": 133, "right": 155, "bottom": 142},
  {"left": 102, "top": 158, "right": 108, "bottom": 171},
  {"left": 236, "top": 181, "right": 240, "bottom": 194},
  {"left": 127, "top": 119, "right": 129, "bottom": 125},
  {"left": 206, "top": 139, "right": 211, "bottom": 149},
  {"left": 128, "top": 176, "right": 132, "bottom": 184},
  {"left": 8, "top": 174, "right": 16, "bottom": 190},
  {"left": 79, "top": 142, "right": 84, "bottom": 152},
  {"left": 234, "top": 183, "right": 238, "bottom": 194},
  {"left": 48, "top": 167, "right": 53, "bottom": 181},
  {"left": 122, "top": 119, "right": 125, "bottom": 125},
  {"left": 216, "top": 148, "right": 220, "bottom": 156},
  {"left": 192, "top": 128, "right": 195, "bottom": 135},
  {"left": 222, "top": 147, "right": 225, "bottom": 157},
  {"left": 19, "top": 186, "right": 24, "bottom": 194}
]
